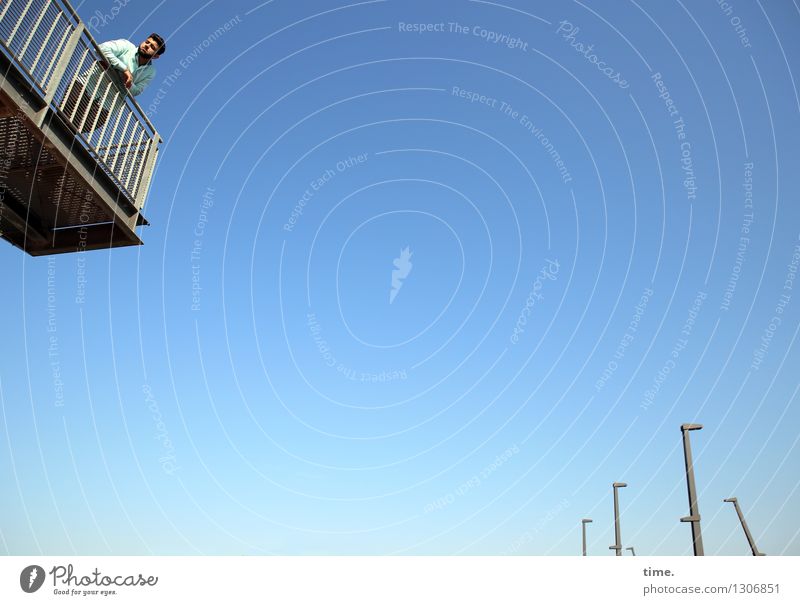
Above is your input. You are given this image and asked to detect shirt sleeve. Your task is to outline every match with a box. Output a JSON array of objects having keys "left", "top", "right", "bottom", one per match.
[
  {"left": 129, "top": 68, "right": 154, "bottom": 97},
  {"left": 98, "top": 40, "right": 130, "bottom": 71}
]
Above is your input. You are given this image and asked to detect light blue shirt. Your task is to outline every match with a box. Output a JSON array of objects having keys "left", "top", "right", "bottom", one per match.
[{"left": 97, "top": 39, "right": 156, "bottom": 97}]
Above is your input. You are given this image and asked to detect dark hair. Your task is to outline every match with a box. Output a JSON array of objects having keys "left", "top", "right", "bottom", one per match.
[{"left": 148, "top": 33, "right": 166, "bottom": 56}]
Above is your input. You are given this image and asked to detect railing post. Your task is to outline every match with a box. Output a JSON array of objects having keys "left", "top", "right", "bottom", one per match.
[
  {"left": 134, "top": 134, "right": 160, "bottom": 212},
  {"left": 35, "top": 22, "right": 85, "bottom": 127}
]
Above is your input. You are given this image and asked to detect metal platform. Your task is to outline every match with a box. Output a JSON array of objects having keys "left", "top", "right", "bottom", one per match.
[{"left": 0, "top": 0, "right": 160, "bottom": 255}]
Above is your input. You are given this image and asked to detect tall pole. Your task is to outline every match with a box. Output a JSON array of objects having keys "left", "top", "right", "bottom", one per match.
[
  {"left": 609, "top": 482, "right": 627, "bottom": 556},
  {"left": 581, "top": 519, "right": 592, "bottom": 556},
  {"left": 723, "top": 498, "right": 765, "bottom": 556},
  {"left": 680, "top": 423, "right": 704, "bottom": 556}
]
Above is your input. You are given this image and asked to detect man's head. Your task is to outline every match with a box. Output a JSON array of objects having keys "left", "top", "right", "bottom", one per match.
[{"left": 139, "top": 34, "right": 166, "bottom": 60}]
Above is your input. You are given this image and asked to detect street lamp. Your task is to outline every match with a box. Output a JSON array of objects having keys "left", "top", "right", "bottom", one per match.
[
  {"left": 680, "top": 423, "right": 704, "bottom": 556},
  {"left": 581, "top": 519, "right": 593, "bottom": 556},
  {"left": 626, "top": 547, "right": 636, "bottom": 556},
  {"left": 609, "top": 482, "right": 627, "bottom": 556},
  {"left": 723, "top": 497, "right": 765, "bottom": 556}
]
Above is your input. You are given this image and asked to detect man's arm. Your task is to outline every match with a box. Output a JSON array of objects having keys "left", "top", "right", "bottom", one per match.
[
  {"left": 129, "top": 69, "right": 154, "bottom": 97},
  {"left": 97, "top": 39, "right": 130, "bottom": 71}
]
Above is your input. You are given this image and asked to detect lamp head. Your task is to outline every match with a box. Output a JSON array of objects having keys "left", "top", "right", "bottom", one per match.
[
  {"left": 681, "top": 423, "right": 703, "bottom": 431},
  {"left": 582, "top": 518, "right": 593, "bottom": 524},
  {"left": 723, "top": 497, "right": 737, "bottom": 503},
  {"left": 613, "top": 482, "right": 628, "bottom": 488}
]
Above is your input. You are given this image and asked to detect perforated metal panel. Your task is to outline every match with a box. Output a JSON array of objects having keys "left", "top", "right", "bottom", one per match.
[{"left": 0, "top": 99, "right": 140, "bottom": 254}]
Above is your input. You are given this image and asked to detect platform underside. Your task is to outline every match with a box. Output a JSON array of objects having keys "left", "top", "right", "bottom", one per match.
[{"left": 0, "top": 91, "right": 145, "bottom": 256}]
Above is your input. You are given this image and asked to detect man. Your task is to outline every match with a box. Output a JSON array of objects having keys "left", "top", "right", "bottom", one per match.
[
  {"left": 65, "top": 34, "right": 165, "bottom": 133},
  {"left": 98, "top": 34, "right": 166, "bottom": 97}
]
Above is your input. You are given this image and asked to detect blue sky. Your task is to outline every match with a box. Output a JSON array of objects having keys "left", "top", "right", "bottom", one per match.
[{"left": 2, "top": 0, "right": 800, "bottom": 555}]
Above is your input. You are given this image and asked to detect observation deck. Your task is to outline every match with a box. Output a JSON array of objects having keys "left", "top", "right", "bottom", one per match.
[{"left": 0, "top": 0, "right": 160, "bottom": 255}]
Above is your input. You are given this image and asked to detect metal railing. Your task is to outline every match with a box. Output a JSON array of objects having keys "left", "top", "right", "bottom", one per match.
[{"left": 0, "top": 0, "right": 160, "bottom": 211}]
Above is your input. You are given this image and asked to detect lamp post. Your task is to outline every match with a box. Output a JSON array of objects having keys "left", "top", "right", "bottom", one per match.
[
  {"left": 609, "top": 482, "right": 627, "bottom": 556},
  {"left": 626, "top": 547, "right": 636, "bottom": 556},
  {"left": 581, "top": 519, "right": 593, "bottom": 556},
  {"left": 723, "top": 498, "right": 765, "bottom": 556},
  {"left": 680, "top": 423, "right": 704, "bottom": 556}
]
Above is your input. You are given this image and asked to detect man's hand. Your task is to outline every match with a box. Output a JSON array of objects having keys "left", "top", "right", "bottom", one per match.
[{"left": 122, "top": 69, "right": 133, "bottom": 89}]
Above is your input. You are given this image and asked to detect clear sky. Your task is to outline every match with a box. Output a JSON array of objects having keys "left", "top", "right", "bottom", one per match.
[{"left": 2, "top": 0, "right": 800, "bottom": 556}]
